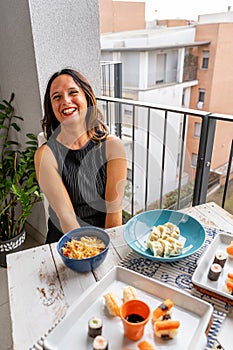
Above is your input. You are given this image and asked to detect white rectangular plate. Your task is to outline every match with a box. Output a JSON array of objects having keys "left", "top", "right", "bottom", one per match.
[
  {"left": 192, "top": 232, "right": 233, "bottom": 304},
  {"left": 217, "top": 307, "right": 233, "bottom": 349},
  {"left": 44, "top": 266, "right": 213, "bottom": 350}
]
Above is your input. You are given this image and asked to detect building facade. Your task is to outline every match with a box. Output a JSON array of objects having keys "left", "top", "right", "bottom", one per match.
[
  {"left": 99, "top": 0, "right": 146, "bottom": 33},
  {"left": 100, "top": 26, "right": 209, "bottom": 210},
  {"left": 187, "top": 13, "right": 233, "bottom": 181}
]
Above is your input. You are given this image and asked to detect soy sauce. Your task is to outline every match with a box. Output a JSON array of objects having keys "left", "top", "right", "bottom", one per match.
[{"left": 125, "top": 313, "right": 144, "bottom": 323}]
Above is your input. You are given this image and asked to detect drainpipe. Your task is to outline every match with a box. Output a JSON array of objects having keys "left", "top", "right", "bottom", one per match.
[
  {"left": 192, "top": 113, "right": 216, "bottom": 205},
  {"left": 114, "top": 62, "right": 122, "bottom": 138}
]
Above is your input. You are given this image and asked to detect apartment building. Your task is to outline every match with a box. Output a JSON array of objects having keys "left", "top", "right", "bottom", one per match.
[
  {"left": 100, "top": 9, "right": 233, "bottom": 210},
  {"left": 187, "top": 12, "right": 233, "bottom": 182},
  {"left": 100, "top": 26, "right": 210, "bottom": 209}
]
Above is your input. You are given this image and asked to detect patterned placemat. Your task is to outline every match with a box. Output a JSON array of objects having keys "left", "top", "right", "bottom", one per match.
[
  {"left": 119, "top": 225, "right": 232, "bottom": 349},
  {"left": 30, "top": 225, "right": 231, "bottom": 350}
]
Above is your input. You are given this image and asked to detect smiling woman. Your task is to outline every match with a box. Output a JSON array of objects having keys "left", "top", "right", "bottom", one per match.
[{"left": 34, "top": 68, "right": 127, "bottom": 243}]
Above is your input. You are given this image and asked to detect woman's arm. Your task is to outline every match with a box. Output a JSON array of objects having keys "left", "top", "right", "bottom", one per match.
[
  {"left": 34, "top": 145, "right": 80, "bottom": 233},
  {"left": 105, "top": 135, "right": 127, "bottom": 228}
]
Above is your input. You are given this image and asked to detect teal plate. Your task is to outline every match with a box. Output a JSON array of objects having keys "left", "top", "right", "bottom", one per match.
[{"left": 124, "top": 209, "right": 206, "bottom": 262}]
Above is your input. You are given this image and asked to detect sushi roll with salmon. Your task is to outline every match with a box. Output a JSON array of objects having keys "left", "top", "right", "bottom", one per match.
[
  {"left": 225, "top": 273, "right": 233, "bottom": 294},
  {"left": 154, "top": 319, "right": 180, "bottom": 339},
  {"left": 137, "top": 340, "right": 156, "bottom": 349},
  {"left": 103, "top": 292, "right": 120, "bottom": 316},
  {"left": 225, "top": 280, "right": 233, "bottom": 295},
  {"left": 152, "top": 298, "right": 174, "bottom": 323},
  {"left": 226, "top": 242, "right": 233, "bottom": 258},
  {"left": 207, "top": 263, "right": 222, "bottom": 281},
  {"left": 93, "top": 335, "right": 108, "bottom": 350},
  {"left": 227, "top": 272, "right": 233, "bottom": 281}
]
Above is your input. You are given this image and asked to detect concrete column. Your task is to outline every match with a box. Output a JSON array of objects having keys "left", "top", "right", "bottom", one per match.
[
  {"left": 139, "top": 51, "right": 148, "bottom": 89},
  {"left": 177, "top": 48, "right": 185, "bottom": 83},
  {"left": 0, "top": 0, "right": 101, "bottom": 242}
]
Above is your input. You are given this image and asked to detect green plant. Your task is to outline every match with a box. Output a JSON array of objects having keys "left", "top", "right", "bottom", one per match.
[{"left": 0, "top": 93, "right": 42, "bottom": 240}]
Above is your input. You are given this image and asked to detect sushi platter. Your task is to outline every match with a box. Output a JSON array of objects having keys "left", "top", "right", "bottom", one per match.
[
  {"left": 192, "top": 232, "right": 233, "bottom": 305},
  {"left": 43, "top": 266, "right": 213, "bottom": 350}
]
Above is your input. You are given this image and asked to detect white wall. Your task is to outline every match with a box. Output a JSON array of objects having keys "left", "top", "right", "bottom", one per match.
[
  {"left": 122, "top": 83, "right": 195, "bottom": 212},
  {"left": 199, "top": 12, "right": 233, "bottom": 24},
  {"left": 0, "top": 0, "right": 101, "bottom": 243},
  {"left": 101, "top": 26, "right": 196, "bottom": 49},
  {"left": 133, "top": 85, "right": 184, "bottom": 209}
]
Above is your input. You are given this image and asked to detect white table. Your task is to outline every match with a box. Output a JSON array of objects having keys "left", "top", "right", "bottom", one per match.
[{"left": 7, "top": 202, "right": 233, "bottom": 350}]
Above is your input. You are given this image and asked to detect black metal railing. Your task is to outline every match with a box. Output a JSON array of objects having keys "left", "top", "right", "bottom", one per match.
[{"left": 97, "top": 96, "right": 233, "bottom": 218}]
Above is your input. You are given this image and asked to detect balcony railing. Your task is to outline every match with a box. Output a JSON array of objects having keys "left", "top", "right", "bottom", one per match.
[{"left": 96, "top": 96, "right": 233, "bottom": 218}]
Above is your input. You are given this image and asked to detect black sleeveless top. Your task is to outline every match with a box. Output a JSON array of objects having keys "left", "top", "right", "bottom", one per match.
[{"left": 46, "top": 136, "right": 107, "bottom": 240}]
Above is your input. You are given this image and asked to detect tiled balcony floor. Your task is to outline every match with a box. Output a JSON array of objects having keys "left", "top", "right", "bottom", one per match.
[{"left": 0, "top": 235, "right": 41, "bottom": 350}]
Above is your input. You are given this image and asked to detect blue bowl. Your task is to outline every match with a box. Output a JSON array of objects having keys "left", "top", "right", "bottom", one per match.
[
  {"left": 57, "top": 226, "right": 110, "bottom": 273},
  {"left": 124, "top": 209, "right": 206, "bottom": 262}
]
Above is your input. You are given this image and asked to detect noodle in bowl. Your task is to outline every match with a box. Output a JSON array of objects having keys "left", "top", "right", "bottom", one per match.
[{"left": 57, "top": 226, "right": 110, "bottom": 273}]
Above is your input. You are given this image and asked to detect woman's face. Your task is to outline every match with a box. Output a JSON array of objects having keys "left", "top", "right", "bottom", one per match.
[{"left": 50, "top": 74, "right": 88, "bottom": 126}]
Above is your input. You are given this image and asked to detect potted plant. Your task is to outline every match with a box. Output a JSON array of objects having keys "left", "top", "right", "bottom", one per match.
[{"left": 0, "top": 93, "right": 42, "bottom": 267}]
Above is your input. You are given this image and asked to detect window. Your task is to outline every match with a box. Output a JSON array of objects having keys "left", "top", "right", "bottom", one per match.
[
  {"left": 198, "top": 89, "right": 205, "bottom": 102},
  {"left": 156, "top": 53, "right": 166, "bottom": 84},
  {"left": 191, "top": 153, "right": 198, "bottom": 167},
  {"left": 202, "top": 50, "right": 209, "bottom": 69},
  {"left": 194, "top": 122, "right": 201, "bottom": 137},
  {"left": 197, "top": 89, "right": 205, "bottom": 109}
]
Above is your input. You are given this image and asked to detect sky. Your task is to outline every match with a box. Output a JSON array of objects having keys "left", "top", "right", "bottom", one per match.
[
  {"left": 115, "top": 0, "right": 233, "bottom": 21},
  {"left": 146, "top": 0, "right": 233, "bottom": 21}
]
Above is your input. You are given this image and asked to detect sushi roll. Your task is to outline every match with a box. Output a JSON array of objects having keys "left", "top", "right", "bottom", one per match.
[
  {"left": 213, "top": 251, "right": 227, "bottom": 268},
  {"left": 93, "top": 335, "right": 108, "bottom": 350},
  {"left": 225, "top": 280, "right": 233, "bottom": 295},
  {"left": 207, "top": 263, "right": 222, "bottom": 281},
  {"left": 152, "top": 298, "right": 174, "bottom": 323},
  {"left": 226, "top": 242, "right": 233, "bottom": 258},
  {"left": 88, "top": 317, "right": 103, "bottom": 338},
  {"left": 103, "top": 292, "right": 120, "bottom": 316},
  {"left": 225, "top": 273, "right": 233, "bottom": 294},
  {"left": 154, "top": 319, "right": 180, "bottom": 339},
  {"left": 137, "top": 340, "right": 156, "bottom": 349},
  {"left": 227, "top": 272, "right": 233, "bottom": 281},
  {"left": 123, "top": 285, "right": 137, "bottom": 302}
]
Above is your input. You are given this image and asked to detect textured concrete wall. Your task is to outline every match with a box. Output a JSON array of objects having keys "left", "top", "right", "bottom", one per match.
[
  {"left": 0, "top": 0, "right": 101, "bottom": 242},
  {"left": 29, "top": 0, "right": 101, "bottom": 100}
]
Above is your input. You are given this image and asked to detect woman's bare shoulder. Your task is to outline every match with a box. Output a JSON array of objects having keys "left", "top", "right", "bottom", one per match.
[
  {"left": 106, "top": 134, "right": 124, "bottom": 144},
  {"left": 34, "top": 143, "right": 56, "bottom": 166},
  {"left": 106, "top": 134, "right": 126, "bottom": 159}
]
